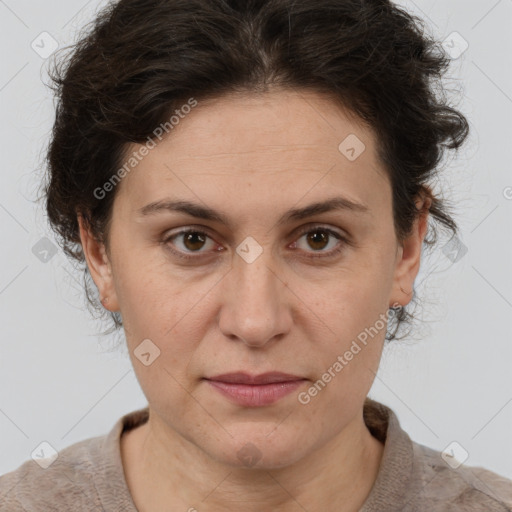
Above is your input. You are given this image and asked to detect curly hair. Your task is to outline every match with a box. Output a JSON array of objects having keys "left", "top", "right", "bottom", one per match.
[{"left": 39, "top": 0, "right": 469, "bottom": 342}]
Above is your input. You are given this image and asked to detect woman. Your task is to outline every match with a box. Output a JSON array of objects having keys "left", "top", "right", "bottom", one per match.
[{"left": 1, "top": 0, "right": 511, "bottom": 510}]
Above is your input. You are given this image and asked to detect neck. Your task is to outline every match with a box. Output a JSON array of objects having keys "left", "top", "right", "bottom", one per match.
[{"left": 121, "top": 407, "right": 384, "bottom": 512}]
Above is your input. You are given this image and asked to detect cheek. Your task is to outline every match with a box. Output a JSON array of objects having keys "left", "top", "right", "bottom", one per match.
[
  {"left": 111, "top": 249, "right": 184, "bottom": 329},
  {"left": 317, "top": 295, "right": 388, "bottom": 372},
  {"left": 303, "top": 271, "right": 390, "bottom": 385},
  {"left": 115, "top": 261, "right": 219, "bottom": 380},
  {"left": 308, "top": 257, "right": 392, "bottom": 325}
]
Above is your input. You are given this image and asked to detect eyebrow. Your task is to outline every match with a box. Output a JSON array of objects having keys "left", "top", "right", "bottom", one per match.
[{"left": 136, "top": 196, "right": 370, "bottom": 227}]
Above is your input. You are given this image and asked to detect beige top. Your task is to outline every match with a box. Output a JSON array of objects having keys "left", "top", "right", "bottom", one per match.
[{"left": 1, "top": 398, "right": 511, "bottom": 511}]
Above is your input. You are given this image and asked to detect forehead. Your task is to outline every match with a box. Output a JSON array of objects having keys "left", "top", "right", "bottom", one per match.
[{"left": 114, "top": 88, "right": 390, "bottom": 217}]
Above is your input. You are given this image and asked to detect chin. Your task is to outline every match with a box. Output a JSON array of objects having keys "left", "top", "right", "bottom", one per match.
[{"left": 205, "top": 427, "right": 312, "bottom": 470}]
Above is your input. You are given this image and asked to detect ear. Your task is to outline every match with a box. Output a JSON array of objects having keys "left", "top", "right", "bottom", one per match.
[
  {"left": 389, "top": 191, "right": 432, "bottom": 307},
  {"left": 77, "top": 214, "right": 120, "bottom": 312}
]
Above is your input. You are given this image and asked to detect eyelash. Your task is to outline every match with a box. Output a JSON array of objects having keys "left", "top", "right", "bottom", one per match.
[{"left": 162, "top": 224, "right": 349, "bottom": 261}]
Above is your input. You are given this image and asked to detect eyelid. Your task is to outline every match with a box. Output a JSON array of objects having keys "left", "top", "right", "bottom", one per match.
[
  {"left": 290, "top": 223, "right": 349, "bottom": 258},
  {"left": 163, "top": 223, "right": 350, "bottom": 260},
  {"left": 292, "top": 222, "right": 347, "bottom": 240},
  {"left": 162, "top": 225, "right": 222, "bottom": 259}
]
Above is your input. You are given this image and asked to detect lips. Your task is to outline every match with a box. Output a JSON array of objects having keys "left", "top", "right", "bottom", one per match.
[
  {"left": 205, "top": 372, "right": 305, "bottom": 385},
  {"left": 204, "top": 373, "right": 307, "bottom": 407}
]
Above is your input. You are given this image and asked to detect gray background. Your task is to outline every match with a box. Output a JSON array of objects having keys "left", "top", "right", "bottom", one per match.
[{"left": 1, "top": 0, "right": 511, "bottom": 480}]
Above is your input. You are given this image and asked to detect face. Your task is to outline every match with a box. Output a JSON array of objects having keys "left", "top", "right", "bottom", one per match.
[{"left": 79, "top": 88, "right": 427, "bottom": 469}]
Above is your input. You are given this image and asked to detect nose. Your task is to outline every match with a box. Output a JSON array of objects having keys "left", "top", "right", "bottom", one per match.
[{"left": 218, "top": 246, "right": 293, "bottom": 348}]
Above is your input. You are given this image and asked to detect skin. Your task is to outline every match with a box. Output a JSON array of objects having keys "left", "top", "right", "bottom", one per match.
[{"left": 78, "top": 88, "right": 430, "bottom": 511}]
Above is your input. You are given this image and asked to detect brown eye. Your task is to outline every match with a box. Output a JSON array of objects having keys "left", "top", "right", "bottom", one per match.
[
  {"left": 164, "top": 229, "right": 218, "bottom": 258},
  {"left": 305, "top": 230, "right": 330, "bottom": 251},
  {"left": 293, "top": 225, "right": 348, "bottom": 259},
  {"left": 182, "top": 232, "right": 207, "bottom": 251}
]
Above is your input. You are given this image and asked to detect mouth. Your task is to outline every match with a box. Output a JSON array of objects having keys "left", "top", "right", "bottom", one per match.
[
  {"left": 205, "top": 371, "right": 306, "bottom": 385},
  {"left": 203, "top": 372, "right": 308, "bottom": 407}
]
